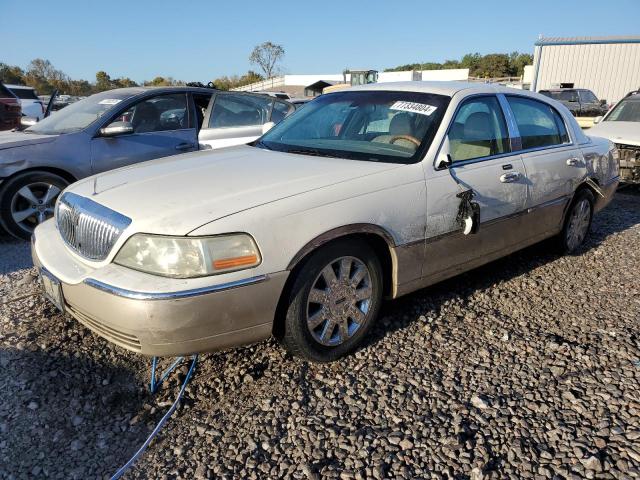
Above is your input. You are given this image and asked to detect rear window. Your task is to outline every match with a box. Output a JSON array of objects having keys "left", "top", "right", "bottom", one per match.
[
  {"left": 9, "top": 87, "right": 39, "bottom": 100},
  {"left": 543, "top": 90, "right": 579, "bottom": 103},
  {"left": 0, "top": 84, "right": 16, "bottom": 99}
]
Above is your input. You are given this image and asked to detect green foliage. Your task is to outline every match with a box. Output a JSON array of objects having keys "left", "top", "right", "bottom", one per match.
[
  {"left": 212, "top": 70, "right": 264, "bottom": 91},
  {"left": 0, "top": 63, "right": 26, "bottom": 84},
  {"left": 385, "top": 52, "right": 533, "bottom": 77}
]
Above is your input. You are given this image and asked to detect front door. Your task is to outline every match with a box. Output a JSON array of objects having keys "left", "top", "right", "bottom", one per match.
[
  {"left": 424, "top": 95, "right": 528, "bottom": 281},
  {"left": 198, "top": 93, "right": 275, "bottom": 149},
  {"left": 91, "top": 93, "right": 197, "bottom": 173}
]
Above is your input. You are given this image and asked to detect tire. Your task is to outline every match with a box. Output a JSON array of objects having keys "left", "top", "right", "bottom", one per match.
[
  {"left": 557, "top": 188, "right": 595, "bottom": 254},
  {"left": 0, "top": 171, "right": 68, "bottom": 241},
  {"left": 280, "top": 239, "right": 383, "bottom": 363}
]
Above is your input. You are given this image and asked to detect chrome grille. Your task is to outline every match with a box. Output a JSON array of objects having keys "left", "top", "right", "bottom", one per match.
[{"left": 56, "top": 192, "right": 131, "bottom": 261}]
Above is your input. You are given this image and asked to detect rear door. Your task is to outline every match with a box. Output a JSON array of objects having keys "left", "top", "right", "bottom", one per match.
[
  {"left": 198, "top": 93, "right": 290, "bottom": 149},
  {"left": 424, "top": 94, "right": 528, "bottom": 279},
  {"left": 90, "top": 92, "right": 197, "bottom": 173},
  {"left": 505, "top": 95, "right": 586, "bottom": 236}
]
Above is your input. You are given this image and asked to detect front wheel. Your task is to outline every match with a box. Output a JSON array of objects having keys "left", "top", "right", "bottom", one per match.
[
  {"left": 280, "top": 239, "right": 383, "bottom": 362},
  {"left": 0, "top": 171, "right": 68, "bottom": 240},
  {"left": 557, "top": 188, "right": 595, "bottom": 254}
]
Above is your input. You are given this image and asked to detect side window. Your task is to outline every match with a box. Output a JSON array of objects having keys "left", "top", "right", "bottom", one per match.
[
  {"left": 271, "top": 101, "right": 293, "bottom": 124},
  {"left": 448, "top": 96, "right": 510, "bottom": 162},
  {"left": 209, "top": 94, "right": 273, "bottom": 128},
  {"left": 579, "top": 90, "right": 598, "bottom": 103},
  {"left": 507, "top": 97, "right": 569, "bottom": 150},
  {"left": 117, "top": 94, "right": 188, "bottom": 133}
]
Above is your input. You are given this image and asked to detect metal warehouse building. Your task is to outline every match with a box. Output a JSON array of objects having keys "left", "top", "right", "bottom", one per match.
[{"left": 531, "top": 35, "right": 640, "bottom": 104}]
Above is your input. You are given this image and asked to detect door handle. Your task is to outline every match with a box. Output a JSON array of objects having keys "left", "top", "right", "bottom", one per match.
[
  {"left": 566, "top": 157, "right": 580, "bottom": 166},
  {"left": 500, "top": 172, "right": 521, "bottom": 183},
  {"left": 175, "top": 142, "right": 195, "bottom": 151}
]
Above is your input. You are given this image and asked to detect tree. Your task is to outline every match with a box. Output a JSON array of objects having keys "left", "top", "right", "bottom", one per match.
[
  {"left": 211, "top": 70, "right": 264, "bottom": 91},
  {"left": 0, "top": 63, "right": 25, "bottom": 84},
  {"left": 249, "top": 42, "right": 285, "bottom": 79},
  {"left": 95, "top": 71, "right": 113, "bottom": 92}
]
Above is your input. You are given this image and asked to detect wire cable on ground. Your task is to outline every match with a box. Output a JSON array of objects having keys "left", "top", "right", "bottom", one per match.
[{"left": 110, "top": 355, "right": 198, "bottom": 480}]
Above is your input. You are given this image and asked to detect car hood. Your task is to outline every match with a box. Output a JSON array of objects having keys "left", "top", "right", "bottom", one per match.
[
  {"left": 69, "top": 145, "right": 403, "bottom": 235},
  {"left": 588, "top": 121, "right": 640, "bottom": 147},
  {"left": 0, "top": 130, "right": 58, "bottom": 150}
]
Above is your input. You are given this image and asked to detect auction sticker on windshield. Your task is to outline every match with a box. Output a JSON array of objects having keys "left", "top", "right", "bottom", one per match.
[
  {"left": 98, "top": 99, "right": 122, "bottom": 105},
  {"left": 390, "top": 101, "right": 437, "bottom": 116}
]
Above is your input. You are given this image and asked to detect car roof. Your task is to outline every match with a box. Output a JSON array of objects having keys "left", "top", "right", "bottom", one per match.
[
  {"left": 5, "top": 84, "right": 36, "bottom": 90},
  {"left": 346, "top": 80, "right": 540, "bottom": 98},
  {"left": 105, "top": 86, "right": 217, "bottom": 96}
]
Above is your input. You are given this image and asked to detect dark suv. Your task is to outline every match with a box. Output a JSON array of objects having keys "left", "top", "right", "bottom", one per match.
[
  {"left": 539, "top": 88, "right": 608, "bottom": 117},
  {"left": 0, "top": 83, "right": 21, "bottom": 131}
]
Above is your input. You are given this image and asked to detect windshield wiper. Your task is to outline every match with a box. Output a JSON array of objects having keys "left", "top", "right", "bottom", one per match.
[{"left": 285, "top": 148, "right": 338, "bottom": 158}]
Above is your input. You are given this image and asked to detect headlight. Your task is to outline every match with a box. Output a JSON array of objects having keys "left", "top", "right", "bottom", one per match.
[{"left": 114, "top": 233, "right": 261, "bottom": 278}]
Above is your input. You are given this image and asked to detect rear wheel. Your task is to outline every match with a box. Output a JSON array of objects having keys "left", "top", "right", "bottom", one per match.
[
  {"left": 0, "top": 171, "right": 68, "bottom": 240},
  {"left": 280, "top": 239, "right": 383, "bottom": 362},
  {"left": 557, "top": 189, "right": 594, "bottom": 254}
]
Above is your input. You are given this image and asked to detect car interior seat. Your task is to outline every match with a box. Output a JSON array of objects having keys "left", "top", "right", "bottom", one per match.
[
  {"left": 132, "top": 102, "right": 160, "bottom": 133},
  {"left": 450, "top": 111, "right": 495, "bottom": 161}
]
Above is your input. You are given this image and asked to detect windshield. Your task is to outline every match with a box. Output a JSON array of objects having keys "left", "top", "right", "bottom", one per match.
[
  {"left": 606, "top": 97, "right": 640, "bottom": 122},
  {"left": 26, "top": 90, "right": 137, "bottom": 135},
  {"left": 258, "top": 90, "right": 450, "bottom": 163}
]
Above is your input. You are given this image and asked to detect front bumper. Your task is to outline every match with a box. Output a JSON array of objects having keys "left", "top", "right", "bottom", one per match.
[{"left": 32, "top": 224, "right": 288, "bottom": 356}]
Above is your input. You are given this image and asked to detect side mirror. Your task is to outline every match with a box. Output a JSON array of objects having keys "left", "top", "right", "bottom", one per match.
[
  {"left": 20, "top": 116, "right": 38, "bottom": 128},
  {"left": 100, "top": 121, "right": 134, "bottom": 137},
  {"left": 593, "top": 116, "right": 603, "bottom": 124},
  {"left": 261, "top": 121, "right": 275, "bottom": 135},
  {"left": 599, "top": 99, "right": 607, "bottom": 106},
  {"left": 435, "top": 136, "right": 453, "bottom": 169}
]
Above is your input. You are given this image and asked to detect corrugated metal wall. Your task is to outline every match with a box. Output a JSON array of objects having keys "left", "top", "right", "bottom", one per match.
[{"left": 533, "top": 42, "right": 640, "bottom": 103}]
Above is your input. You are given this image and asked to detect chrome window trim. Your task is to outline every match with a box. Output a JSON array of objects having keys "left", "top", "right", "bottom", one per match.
[{"left": 83, "top": 274, "right": 269, "bottom": 300}]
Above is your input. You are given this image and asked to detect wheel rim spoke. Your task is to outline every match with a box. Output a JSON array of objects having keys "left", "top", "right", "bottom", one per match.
[
  {"left": 339, "top": 258, "right": 351, "bottom": 282},
  {"left": 17, "top": 186, "right": 40, "bottom": 204},
  {"left": 321, "top": 264, "right": 338, "bottom": 285},
  {"left": 349, "top": 306, "right": 365, "bottom": 324},
  {"left": 42, "top": 185, "right": 61, "bottom": 204},
  {"left": 12, "top": 208, "right": 34, "bottom": 223},
  {"left": 351, "top": 266, "right": 366, "bottom": 287},
  {"left": 354, "top": 285, "right": 372, "bottom": 302},
  {"left": 307, "top": 310, "right": 326, "bottom": 329}
]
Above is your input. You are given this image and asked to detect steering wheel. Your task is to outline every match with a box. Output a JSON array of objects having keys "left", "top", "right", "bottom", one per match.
[{"left": 389, "top": 135, "right": 421, "bottom": 147}]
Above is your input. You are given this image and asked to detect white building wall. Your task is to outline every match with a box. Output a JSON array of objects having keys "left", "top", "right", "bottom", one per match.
[
  {"left": 532, "top": 42, "right": 640, "bottom": 103},
  {"left": 421, "top": 69, "right": 469, "bottom": 81},
  {"left": 283, "top": 74, "right": 346, "bottom": 86},
  {"left": 378, "top": 71, "right": 421, "bottom": 82}
]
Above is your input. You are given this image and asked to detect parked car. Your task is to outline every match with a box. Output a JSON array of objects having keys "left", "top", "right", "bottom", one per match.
[
  {"left": 588, "top": 89, "right": 640, "bottom": 183},
  {"left": 0, "top": 87, "right": 293, "bottom": 239},
  {"left": 0, "top": 83, "right": 21, "bottom": 131},
  {"left": 539, "top": 88, "right": 608, "bottom": 118},
  {"left": 289, "top": 98, "right": 312, "bottom": 109},
  {"left": 255, "top": 91, "right": 291, "bottom": 100},
  {"left": 32, "top": 81, "right": 618, "bottom": 362},
  {"left": 5, "top": 84, "right": 45, "bottom": 120}
]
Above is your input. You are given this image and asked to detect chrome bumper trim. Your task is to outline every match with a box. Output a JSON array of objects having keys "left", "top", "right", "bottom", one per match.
[{"left": 83, "top": 274, "right": 269, "bottom": 301}]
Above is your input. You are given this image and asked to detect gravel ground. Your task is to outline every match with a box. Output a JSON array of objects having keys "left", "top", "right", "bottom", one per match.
[{"left": 1, "top": 190, "right": 639, "bottom": 480}]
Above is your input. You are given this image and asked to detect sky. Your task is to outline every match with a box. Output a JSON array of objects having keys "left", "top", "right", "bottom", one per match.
[{"left": 2, "top": 0, "right": 639, "bottom": 84}]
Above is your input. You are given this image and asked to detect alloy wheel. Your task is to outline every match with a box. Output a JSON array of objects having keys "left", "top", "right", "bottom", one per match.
[
  {"left": 10, "top": 182, "right": 61, "bottom": 235},
  {"left": 306, "top": 256, "right": 373, "bottom": 346},
  {"left": 566, "top": 198, "right": 591, "bottom": 251}
]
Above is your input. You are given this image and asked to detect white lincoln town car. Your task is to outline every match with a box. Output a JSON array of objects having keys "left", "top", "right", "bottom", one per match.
[{"left": 32, "top": 82, "right": 619, "bottom": 362}]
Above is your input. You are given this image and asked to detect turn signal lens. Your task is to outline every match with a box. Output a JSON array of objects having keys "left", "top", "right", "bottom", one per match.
[{"left": 213, "top": 254, "right": 259, "bottom": 270}]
